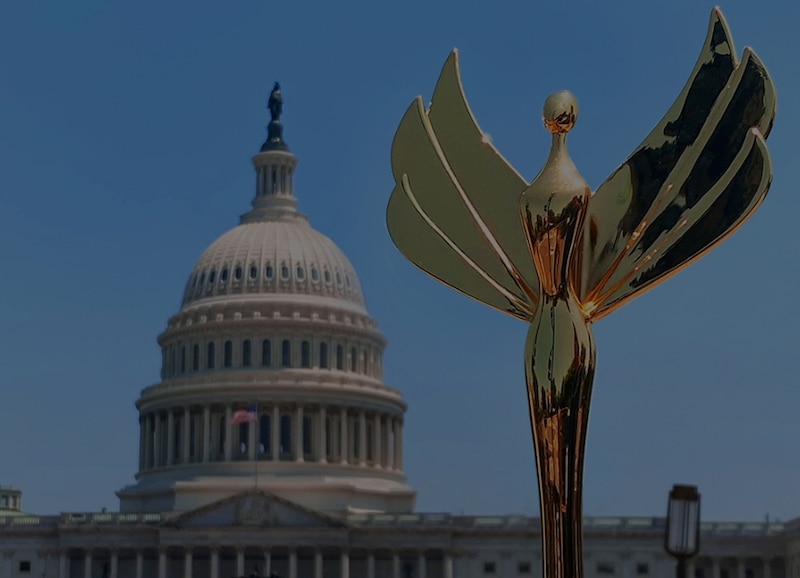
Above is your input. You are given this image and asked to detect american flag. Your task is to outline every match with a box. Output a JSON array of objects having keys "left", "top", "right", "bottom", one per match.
[{"left": 232, "top": 404, "right": 257, "bottom": 425}]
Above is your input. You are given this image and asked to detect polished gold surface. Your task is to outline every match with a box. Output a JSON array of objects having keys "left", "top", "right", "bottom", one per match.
[{"left": 386, "top": 8, "right": 774, "bottom": 576}]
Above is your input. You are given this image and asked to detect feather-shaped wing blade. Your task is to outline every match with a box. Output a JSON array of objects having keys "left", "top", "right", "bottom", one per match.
[
  {"left": 387, "top": 94, "right": 535, "bottom": 320},
  {"left": 578, "top": 8, "right": 776, "bottom": 320}
]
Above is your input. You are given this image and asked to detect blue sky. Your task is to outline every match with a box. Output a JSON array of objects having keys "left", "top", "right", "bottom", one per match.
[{"left": 1, "top": 0, "right": 799, "bottom": 521}]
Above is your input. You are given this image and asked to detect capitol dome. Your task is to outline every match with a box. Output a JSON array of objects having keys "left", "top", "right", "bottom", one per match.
[{"left": 117, "top": 84, "right": 415, "bottom": 516}]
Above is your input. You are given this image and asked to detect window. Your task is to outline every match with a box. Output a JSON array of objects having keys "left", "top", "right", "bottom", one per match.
[
  {"left": 242, "top": 340, "right": 252, "bottom": 367},
  {"left": 336, "top": 345, "right": 344, "bottom": 370},
  {"left": 221, "top": 268, "right": 229, "bottom": 282},
  {"left": 324, "top": 270, "right": 331, "bottom": 283},
  {"left": 301, "top": 340, "right": 311, "bottom": 368},
  {"left": 311, "top": 267, "right": 319, "bottom": 281},
  {"left": 173, "top": 416, "right": 181, "bottom": 461},
  {"left": 235, "top": 266, "right": 242, "bottom": 280},
  {"left": 259, "top": 415, "right": 271, "bottom": 456},
  {"left": 239, "top": 423, "right": 248, "bottom": 455},
  {"left": 192, "top": 344, "right": 199, "bottom": 371},
  {"left": 281, "top": 263, "right": 290, "bottom": 279},
  {"left": 19, "top": 561, "right": 31, "bottom": 573},
  {"left": 282, "top": 340, "right": 292, "bottom": 367},
  {"left": 350, "top": 347, "right": 358, "bottom": 372},
  {"left": 209, "top": 270, "right": 216, "bottom": 283},
  {"left": 597, "top": 562, "right": 615, "bottom": 575},
  {"left": 366, "top": 421, "right": 373, "bottom": 461},
  {"left": 207, "top": 342, "right": 215, "bottom": 369},
  {"left": 271, "top": 168, "right": 277, "bottom": 193},
  {"left": 280, "top": 414, "right": 292, "bottom": 457},
  {"left": 218, "top": 415, "right": 225, "bottom": 455},
  {"left": 189, "top": 417, "right": 196, "bottom": 459},
  {"left": 345, "top": 274, "right": 351, "bottom": 287},
  {"left": 336, "top": 272, "right": 342, "bottom": 285},
  {"left": 518, "top": 562, "right": 532, "bottom": 574},
  {"left": 637, "top": 564, "right": 649, "bottom": 575},
  {"left": 224, "top": 340, "right": 233, "bottom": 368},
  {"left": 199, "top": 272, "right": 206, "bottom": 285},
  {"left": 180, "top": 346, "right": 186, "bottom": 373},
  {"left": 483, "top": 562, "right": 496, "bottom": 574},
  {"left": 353, "top": 420, "right": 361, "bottom": 460},
  {"left": 262, "top": 339, "right": 272, "bottom": 367},
  {"left": 296, "top": 265, "right": 305, "bottom": 280},
  {"left": 249, "top": 265, "right": 258, "bottom": 279},
  {"left": 320, "top": 343, "right": 329, "bottom": 368},
  {"left": 265, "top": 264, "right": 274, "bottom": 279}
]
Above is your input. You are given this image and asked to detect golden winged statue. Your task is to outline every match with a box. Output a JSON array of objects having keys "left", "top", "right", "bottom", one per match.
[{"left": 386, "top": 8, "right": 775, "bottom": 576}]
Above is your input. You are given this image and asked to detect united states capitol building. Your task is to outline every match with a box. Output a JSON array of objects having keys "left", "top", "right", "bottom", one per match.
[{"left": 1, "top": 89, "right": 794, "bottom": 578}]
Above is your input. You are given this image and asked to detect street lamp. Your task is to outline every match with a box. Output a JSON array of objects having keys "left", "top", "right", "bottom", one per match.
[{"left": 664, "top": 484, "right": 701, "bottom": 578}]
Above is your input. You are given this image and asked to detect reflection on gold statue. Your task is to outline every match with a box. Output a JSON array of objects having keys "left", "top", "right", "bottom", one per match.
[{"left": 386, "top": 8, "right": 775, "bottom": 576}]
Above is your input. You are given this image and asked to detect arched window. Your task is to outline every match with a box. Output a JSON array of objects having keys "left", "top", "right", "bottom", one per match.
[
  {"left": 170, "top": 348, "right": 176, "bottom": 377},
  {"left": 235, "top": 266, "right": 242, "bottom": 280},
  {"left": 189, "top": 416, "right": 196, "bottom": 461},
  {"left": 281, "top": 263, "right": 290, "bottom": 279},
  {"left": 319, "top": 343, "right": 329, "bottom": 369},
  {"left": 265, "top": 264, "right": 274, "bottom": 279},
  {"left": 301, "top": 340, "right": 311, "bottom": 368},
  {"left": 296, "top": 266, "right": 305, "bottom": 280},
  {"left": 350, "top": 347, "right": 358, "bottom": 372},
  {"left": 209, "top": 270, "right": 216, "bottom": 283},
  {"left": 180, "top": 346, "right": 186, "bottom": 373},
  {"left": 345, "top": 275, "right": 351, "bottom": 288},
  {"left": 311, "top": 268, "right": 319, "bottom": 281},
  {"left": 249, "top": 265, "right": 258, "bottom": 280},
  {"left": 174, "top": 415, "right": 182, "bottom": 463},
  {"left": 353, "top": 419, "right": 361, "bottom": 460},
  {"left": 336, "top": 272, "right": 342, "bottom": 285},
  {"left": 221, "top": 268, "right": 229, "bottom": 282},
  {"left": 324, "top": 270, "right": 331, "bottom": 284},
  {"left": 262, "top": 339, "right": 272, "bottom": 367},
  {"left": 192, "top": 344, "right": 199, "bottom": 371},
  {"left": 303, "top": 416, "right": 312, "bottom": 457},
  {"left": 282, "top": 340, "right": 292, "bottom": 367},
  {"left": 199, "top": 272, "right": 206, "bottom": 285},
  {"left": 336, "top": 345, "right": 344, "bottom": 370},
  {"left": 271, "top": 168, "right": 277, "bottom": 193},
  {"left": 242, "top": 340, "right": 252, "bottom": 367},
  {"left": 223, "top": 340, "right": 233, "bottom": 368},
  {"left": 259, "top": 415, "right": 271, "bottom": 458},
  {"left": 207, "top": 342, "right": 216, "bottom": 369},
  {"left": 280, "top": 414, "right": 292, "bottom": 458}
]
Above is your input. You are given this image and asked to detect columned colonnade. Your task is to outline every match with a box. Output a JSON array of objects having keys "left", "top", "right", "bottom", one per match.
[
  {"left": 138, "top": 403, "right": 403, "bottom": 473},
  {"left": 53, "top": 546, "right": 454, "bottom": 578}
]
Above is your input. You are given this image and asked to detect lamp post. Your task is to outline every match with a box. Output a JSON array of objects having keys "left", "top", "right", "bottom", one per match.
[{"left": 665, "top": 484, "right": 701, "bottom": 578}]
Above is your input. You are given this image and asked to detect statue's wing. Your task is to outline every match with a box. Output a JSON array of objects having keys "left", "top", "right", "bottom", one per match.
[
  {"left": 387, "top": 50, "right": 539, "bottom": 321},
  {"left": 576, "top": 8, "right": 775, "bottom": 321}
]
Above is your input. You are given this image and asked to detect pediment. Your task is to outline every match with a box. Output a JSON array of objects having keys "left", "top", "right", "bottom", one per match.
[{"left": 167, "top": 489, "right": 345, "bottom": 529}]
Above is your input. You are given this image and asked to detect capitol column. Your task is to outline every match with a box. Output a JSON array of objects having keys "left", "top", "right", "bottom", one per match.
[
  {"left": 135, "top": 550, "right": 144, "bottom": 578},
  {"left": 289, "top": 549, "right": 298, "bottom": 578},
  {"left": 3, "top": 551, "right": 15, "bottom": 578},
  {"left": 236, "top": 548, "right": 245, "bottom": 576},
  {"left": 152, "top": 413, "right": 161, "bottom": 466},
  {"left": 167, "top": 410, "right": 175, "bottom": 465},
  {"left": 272, "top": 405, "right": 281, "bottom": 459},
  {"left": 83, "top": 549, "right": 93, "bottom": 578},
  {"left": 210, "top": 547, "right": 220, "bottom": 578},
  {"left": 263, "top": 549, "right": 272, "bottom": 577},
  {"left": 58, "top": 549, "right": 68, "bottom": 578},
  {"left": 314, "top": 549, "right": 323, "bottom": 578},
  {"left": 184, "top": 548, "right": 193, "bottom": 578},
  {"left": 418, "top": 552, "right": 427, "bottom": 578},
  {"left": 318, "top": 406, "right": 327, "bottom": 463},
  {"left": 340, "top": 550, "right": 350, "bottom": 578},
  {"left": 712, "top": 559, "right": 721, "bottom": 578},
  {"left": 392, "top": 552, "right": 401, "bottom": 578},
  {"left": 367, "top": 552, "right": 375, "bottom": 578},
  {"left": 202, "top": 406, "right": 211, "bottom": 462},
  {"left": 158, "top": 548, "right": 167, "bottom": 578},
  {"left": 373, "top": 413, "right": 381, "bottom": 467},
  {"left": 444, "top": 552, "right": 454, "bottom": 578},
  {"left": 359, "top": 410, "right": 367, "bottom": 466},
  {"left": 295, "top": 405, "right": 304, "bottom": 462},
  {"left": 340, "top": 408, "right": 349, "bottom": 464},
  {"left": 182, "top": 407, "right": 191, "bottom": 463},
  {"left": 763, "top": 558, "right": 772, "bottom": 578},
  {"left": 738, "top": 559, "right": 747, "bottom": 578},
  {"left": 110, "top": 548, "right": 119, "bottom": 578},
  {"left": 224, "top": 405, "right": 233, "bottom": 461}
]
